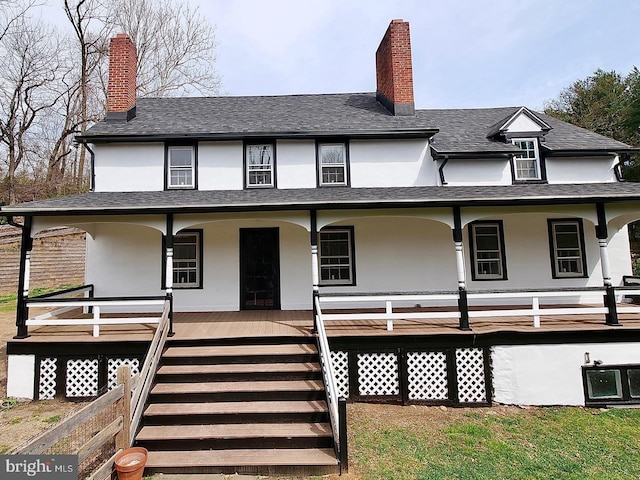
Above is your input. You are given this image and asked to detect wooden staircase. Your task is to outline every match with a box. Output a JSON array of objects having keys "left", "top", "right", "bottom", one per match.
[{"left": 137, "top": 337, "right": 340, "bottom": 476}]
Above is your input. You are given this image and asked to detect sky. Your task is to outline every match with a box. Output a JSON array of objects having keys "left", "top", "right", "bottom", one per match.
[
  {"left": 201, "top": 0, "right": 639, "bottom": 110},
  {"left": 32, "top": 0, "right": 640, "bottom": 111}
]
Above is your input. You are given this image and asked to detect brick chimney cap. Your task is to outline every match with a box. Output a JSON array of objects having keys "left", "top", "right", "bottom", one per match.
[
  {"left": 390, "top": 19, "right": 406, "bottom": 23},
  {"left": 115, "top": 33, "right": 130, "bottom": 39}
]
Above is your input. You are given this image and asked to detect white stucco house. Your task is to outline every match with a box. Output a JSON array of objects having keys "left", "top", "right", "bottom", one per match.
[{"left": 3, "top": 18, "right": 640, "bottom": 475}]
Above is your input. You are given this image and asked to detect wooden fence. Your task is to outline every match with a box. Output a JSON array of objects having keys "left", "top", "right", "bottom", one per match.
[{"left": 11, "top": 298, "right": 171, "bottom": 480}]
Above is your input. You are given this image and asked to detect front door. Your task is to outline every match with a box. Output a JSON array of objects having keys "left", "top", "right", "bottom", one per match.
[{"left": 240, "top": 228, "right": 280, "bottom": 310}]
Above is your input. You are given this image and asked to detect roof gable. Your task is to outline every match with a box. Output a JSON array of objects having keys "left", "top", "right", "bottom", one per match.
[{"left": 487, "top": 107, "right": 552, "bottom": 139}]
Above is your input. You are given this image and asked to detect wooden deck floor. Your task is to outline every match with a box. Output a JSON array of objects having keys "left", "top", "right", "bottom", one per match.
[{"left": 14, "top": 305, "right": 640, "bottom": 343}]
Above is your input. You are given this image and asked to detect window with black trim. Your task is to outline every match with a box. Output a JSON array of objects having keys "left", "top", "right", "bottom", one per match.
[
  {"left": 583, "top": 364, "right": 640, "bottom": 406},
  {"left": 166, "top": 145, "right": 196, "bottom": 189},
  {"left": 317, "top": 142, "right": 348, "bottom": 186},
  {"left": 245, "top": 142, "right": 275, "bottom": 187},
  {"left": 512, "top": 138, "right": 541, "bottom": 181},
  {"left": 548, "top": 219, "right": 587, "bottom": 278},
  {"left": 469, "top": 221, "right": 507, "bottom": 280},
  {"left": 172, "top": 230, "right": 202, "bottom": 288},
  {"left": 319, "top": 227, "right": 355, "bottom": 285}
]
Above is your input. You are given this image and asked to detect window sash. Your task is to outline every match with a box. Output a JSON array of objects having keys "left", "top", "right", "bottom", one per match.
[
  {"left": 512, "top": 138, "right": 541, "bottom": 180},
  {"left": 246, "top": 144, "right": 274, "bottom": 187},
  {"left": 319, "top": 143, "right": 347, "bottom": 185},
  {"left": 173, "top": 232, "right": 201, "bottom": 288},
  {"left": 551, "top": 221, "right": 584, "bottom": 277},
  {"left": 471, "top": 223, "right": 505, "bottom": 279},
  {"left": 168, "top": 146, "right": 195, "bottom": 188},
  {"left": 319, "top": 229, "right": 353, "bottom": 285}
]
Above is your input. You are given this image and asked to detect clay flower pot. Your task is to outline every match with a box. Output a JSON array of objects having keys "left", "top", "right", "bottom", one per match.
[{"left": 114, "top": 447, "right": 148, "bottom": 480}]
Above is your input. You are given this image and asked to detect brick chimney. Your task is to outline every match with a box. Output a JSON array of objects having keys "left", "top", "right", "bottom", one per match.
[
  {"left": 107, "top": 33, "right": 137, "bottom": 122},
  {"left": 376, "top": 19, "right": 415, "bottom": 116}
]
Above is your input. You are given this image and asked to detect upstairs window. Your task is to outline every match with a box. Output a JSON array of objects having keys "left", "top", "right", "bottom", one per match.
[
  {"left": 469, "top": 221, "right": 507, "bottom": 280},
  {"left": 318, "top": 142, "right": 348, "bottom": 186},
  {"left": 246, "top": 143, "right": 275, "bottom": 187},
  {"left": 167, "top": 145, "right": 196, "bottom": 189},
  {"left": 319, "top": 227, "right": 355, "bottom": 285},
  {"left": 512, "top": 138, "right": 541, "bottom": 181},
  {"left": 548, "top": 219, "right": 587, "bottom": 278}
]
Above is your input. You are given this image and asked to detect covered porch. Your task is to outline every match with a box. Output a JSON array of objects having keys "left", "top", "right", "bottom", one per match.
[{"left": 12, "top": 302, "right": 640, "bottom": 344}]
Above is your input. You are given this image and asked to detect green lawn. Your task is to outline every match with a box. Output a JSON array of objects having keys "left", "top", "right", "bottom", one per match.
[{"left": 349, "top": 404, "right": 640, "bottom": 480}]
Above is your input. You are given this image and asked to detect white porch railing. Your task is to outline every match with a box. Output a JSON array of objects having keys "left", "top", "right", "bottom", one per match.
[
  {"left": 318, "top": 293, "right": 460, "bottom": 331},
  {"left": 317, "top": 287, "right": 640, "bottom": 330},
  {"left": 314, "top": 295, "right": 344, "bottom": 469},
  {"left": 26, "top": 288, "right": 168, "bottom": 337}
]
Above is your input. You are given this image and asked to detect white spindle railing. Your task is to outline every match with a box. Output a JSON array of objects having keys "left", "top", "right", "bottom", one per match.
[
  {"left": 314, "top": 296, "right": 341, "bottom": 455},
  {"left": 26, "top": 296, "right": 166, "bottom": 337},
  {"left": 130, "top": 299, "right": 171, "bottom": 444},
  {"left": 316, "top": 287, "right": 640, "bottom": 329}
]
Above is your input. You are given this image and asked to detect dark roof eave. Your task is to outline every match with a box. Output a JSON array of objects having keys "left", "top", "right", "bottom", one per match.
[
  {"left": 76, "top": 128, "right": 439, "bottom": 143},
  {"left": 543, "top": 148, "right": 640, "bottom": 156},
  {"left": 431, "top": 151, "right": 516, "bottom": 159},
  {"left": 6, "top": 194, "right": 640, "bottom": 217}
]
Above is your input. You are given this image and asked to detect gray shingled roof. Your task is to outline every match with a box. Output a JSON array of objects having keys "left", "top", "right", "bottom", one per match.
[
  {"left": 5, "top": 183, "right": 640, "bottom": 216},
  {"left": 80, "top": 93, "right": 636, "bottom": 154},
  {"left": 81, "top": 93, "right": 439, "bottom": 138}
]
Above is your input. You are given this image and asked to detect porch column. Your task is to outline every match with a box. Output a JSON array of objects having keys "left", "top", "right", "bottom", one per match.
[
  {"left": 165, "top": 214, "right": 175, "bottom": 336},
  {"left": 596, "top": 203, "right": 619, "bottom": 325},
  {"left": 310, "top": 210, "right": 319, "bottom": 332},
  {"left": 453, "top": 207, "right": 471, "bottom": 330},
  {"left": 13, "top": 216, "right": 33, "bottom": 339}
]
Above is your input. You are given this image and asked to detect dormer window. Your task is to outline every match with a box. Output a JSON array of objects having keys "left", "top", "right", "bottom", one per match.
[
  {"left": 318, "top": 142, "right": 349, "bottom": 186},
  {"left": 246, "top": 142, "right": 275, "bottom": 188},
  {"left": 167, "top": 145, "right": 196, "bottom": 189},
  {"left": 512, "top": 138, "right": 541, "bottom": 181}
]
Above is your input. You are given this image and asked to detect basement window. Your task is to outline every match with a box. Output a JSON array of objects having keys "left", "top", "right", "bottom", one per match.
[{"left": 583, "top": 364, "right": 640, "bottom": 406}]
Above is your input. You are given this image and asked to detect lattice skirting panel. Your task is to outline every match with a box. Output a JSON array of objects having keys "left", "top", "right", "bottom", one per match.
[
  {"left": 330, "top": 347, "right": 491, "bottom": 405},
  {"left": 36, "top": 355, "right": 143, "bottom": 400}
]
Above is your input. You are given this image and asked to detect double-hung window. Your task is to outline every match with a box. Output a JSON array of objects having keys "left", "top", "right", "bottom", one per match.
[
  {"left": 548, "top": 219, "right": 587, "bottom": 278},
  {"left": 246, "top": 143, "right": 275, "bottom": 187},
  {"left": 512, "top": 138, "right": 541, "bottom": 181},
  {"left": 167, "top": 145, "right": 196, "bottom": 189},
  {"left": 318, "top": 142, "right": 348, "bottom": 186},
  {"left": 172, "top": 231, "right": 202, "bottom": 288},
  {"left": 469, "top": 221, "right": 506, "bottom": 280},
  {"left": 319, "top": 227, "right": 355, "bottom": 285}
]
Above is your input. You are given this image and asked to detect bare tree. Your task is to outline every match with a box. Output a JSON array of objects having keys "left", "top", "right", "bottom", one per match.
[
  {"left": 108, "top": 0, "right": 220, "bottom": 97},
  {"left": 0, "top": 16, "right": 66, "bottom": 204},
  {"left": 62, "top": 0, "right": 111, "bottom": 190}
]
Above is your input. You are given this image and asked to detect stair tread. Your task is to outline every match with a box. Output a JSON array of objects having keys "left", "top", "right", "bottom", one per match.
[
  {"left": 163, "top": 344, "right": 317, "bottom": 358},
  {"left": 137, "top": 422, "right": 332, "bottom": 440},
  {"left": 157, "top": 362, "right": 320, "bottom": 375},
  {"left": 145, "top": 400, "right": 328, "bottom": 416},
  {"left": 151, "top": 380, "right": 324, "bottom": 394},
  {"left": 145, "top": 448, "right": 338, "bottom": 467}
]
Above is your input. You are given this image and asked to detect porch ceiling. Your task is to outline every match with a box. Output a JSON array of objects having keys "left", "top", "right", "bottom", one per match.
[{"left": 5, "top": 183, "right": 640, "bottom": 217}]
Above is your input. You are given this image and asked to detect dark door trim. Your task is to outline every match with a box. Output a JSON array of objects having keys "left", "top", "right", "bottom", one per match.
[{"left": 239, "top": 228, "right": 281, "bottom": 310}]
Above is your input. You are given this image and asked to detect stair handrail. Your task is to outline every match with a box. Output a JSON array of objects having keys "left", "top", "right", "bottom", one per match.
[
  {"left": 314, "top": 295, "right": 341, "bottom": 457},
  {"left": 129, "top": 297, "right": 171, "bottom": 444}
]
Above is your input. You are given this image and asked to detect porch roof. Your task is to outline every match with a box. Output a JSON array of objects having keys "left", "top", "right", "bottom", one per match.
[{"left": 4, "top": 183, "right": 640, "bottom": 216}]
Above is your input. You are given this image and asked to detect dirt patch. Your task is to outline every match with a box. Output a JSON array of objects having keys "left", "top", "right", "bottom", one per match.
[{"left": 0, "top": 306, "right": 86, "bottom": 453}]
